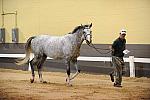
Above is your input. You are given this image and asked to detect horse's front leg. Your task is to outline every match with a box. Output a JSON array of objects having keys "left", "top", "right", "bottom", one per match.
[
  {"left": 70, "top": 59, "right": 80, "bottom": 80},
  {"left": 65, "top": 60, "right": 71, "bottom": 86}
]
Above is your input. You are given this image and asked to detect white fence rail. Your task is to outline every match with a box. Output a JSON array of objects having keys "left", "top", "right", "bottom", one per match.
[{"left": 0, "top": 54, "right": 150, "bottom": 77}]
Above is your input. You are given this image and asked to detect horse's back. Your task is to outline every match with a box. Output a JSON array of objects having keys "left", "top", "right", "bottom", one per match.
[{"left": 30, "top": 35, "right": 65, "bottom": 58}]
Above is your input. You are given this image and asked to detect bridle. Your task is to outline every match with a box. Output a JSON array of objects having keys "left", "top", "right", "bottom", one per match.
[
  {"left": 83, "top": 33, "right": 91, "bottom": 41},
  {"left": 82, "top": 27, "right": 92, "bottom": 43}
]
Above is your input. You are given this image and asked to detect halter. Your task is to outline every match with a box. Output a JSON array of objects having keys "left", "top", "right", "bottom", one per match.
[
  {"left": 83, "top": 33, "right": 91, "bottom": 39},
  {"left": 82, "top": 27, "right": 92, "bottom": 42}
]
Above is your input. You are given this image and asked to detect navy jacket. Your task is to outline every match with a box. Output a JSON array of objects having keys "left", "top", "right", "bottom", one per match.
[{"left": 112, "top": 37, "right": 126, "bottom": 57}]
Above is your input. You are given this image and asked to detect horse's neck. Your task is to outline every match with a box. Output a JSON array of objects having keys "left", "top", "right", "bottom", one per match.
[
  {"left": 63, "top": 32, "right": 83, "bottom": 58},
  {"left": 73, "top": 32, "right": 84, "bottom": 50}
]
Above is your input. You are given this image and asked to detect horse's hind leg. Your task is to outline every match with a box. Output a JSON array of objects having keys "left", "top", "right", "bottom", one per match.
[
  {"left": 30, "top": 57, "right": 38, "bottom": 83},
  {"left": 37, "top": 54, "right": 47, "bottom": 83}
]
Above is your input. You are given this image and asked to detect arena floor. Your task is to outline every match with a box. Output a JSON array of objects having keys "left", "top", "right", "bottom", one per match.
[{"left": 0, "top": 68, "right": 150, "bottom": 100}]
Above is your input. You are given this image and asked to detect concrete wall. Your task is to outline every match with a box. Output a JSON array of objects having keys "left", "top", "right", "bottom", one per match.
[{"left": 0, "top": 0, "right": 150, "bottom": 44}]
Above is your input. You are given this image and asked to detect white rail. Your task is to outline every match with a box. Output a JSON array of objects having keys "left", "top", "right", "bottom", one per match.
[{"left": 0, "top": 54, "right": 150, "bottom": 77}]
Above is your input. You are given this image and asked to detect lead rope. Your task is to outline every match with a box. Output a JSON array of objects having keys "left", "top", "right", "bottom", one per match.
[
  {"left": 86, "top": 42, "right": 113, "bottom": 67},
  {"left": 86, "top": 42, "right": 112, "bottom": 55}
]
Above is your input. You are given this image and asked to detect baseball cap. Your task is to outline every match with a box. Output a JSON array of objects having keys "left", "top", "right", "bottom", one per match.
[{"left": 120, "top": 29, "right": 127, "bottom": 35}]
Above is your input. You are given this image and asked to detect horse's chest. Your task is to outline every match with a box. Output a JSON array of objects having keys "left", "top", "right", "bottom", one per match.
[{"left": 72, "top": 46, "right": 80, "bottom": 57}]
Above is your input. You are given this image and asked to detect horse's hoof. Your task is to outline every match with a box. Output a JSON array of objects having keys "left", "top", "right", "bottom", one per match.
[
  {"left": 43, "top": 81, "right": 47, "bottom": 83},
  {"left": 30, "top": 78, "right": 34, "bottom": 83},
  {"left": 67, "top": 83, "right": 73, "bottom": 87}
]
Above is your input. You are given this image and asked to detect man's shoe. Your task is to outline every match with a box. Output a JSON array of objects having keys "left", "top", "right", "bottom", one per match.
[
  {"left": 110, "top": 74, "right": 114, "bottom": 82},
  {"left": 114, "top": 83, "right": 122, "bottom": 87}
]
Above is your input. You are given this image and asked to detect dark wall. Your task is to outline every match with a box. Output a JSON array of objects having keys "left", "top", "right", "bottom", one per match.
[
  {"left": 0, "top": 43, "right": 150, "bottom": 57},
  {"left": 0, "top": 43, "right": 150, "bottom": 77},
  {"left": 80, "top": 44, "right": 150, "bottom": 58}
]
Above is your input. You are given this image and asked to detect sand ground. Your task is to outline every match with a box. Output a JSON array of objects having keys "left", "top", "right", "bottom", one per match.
[{"left": 0, "top": 68, "right": 150, "bottom": 100}]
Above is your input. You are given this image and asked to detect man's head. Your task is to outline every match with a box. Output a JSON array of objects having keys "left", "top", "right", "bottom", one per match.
[{"left": 119, "top": 29, "right": 126, "bottom": 39}]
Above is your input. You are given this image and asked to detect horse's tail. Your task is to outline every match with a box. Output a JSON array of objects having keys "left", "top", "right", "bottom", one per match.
[{"left": 16, "top": 36, "right": 35, "bottom": 65}]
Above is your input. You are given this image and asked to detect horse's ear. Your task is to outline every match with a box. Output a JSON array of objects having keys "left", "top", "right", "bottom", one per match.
[
  {"left": 80, "top": 24, "right": 84, "bottom": 28},
  {"left": 89, "top": 23, "right": 92, "bottom": 28}
]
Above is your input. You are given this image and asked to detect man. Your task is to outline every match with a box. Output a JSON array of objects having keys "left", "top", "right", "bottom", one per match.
[{"left": 110, "top": 29, "right": 127, "bottom": 87}]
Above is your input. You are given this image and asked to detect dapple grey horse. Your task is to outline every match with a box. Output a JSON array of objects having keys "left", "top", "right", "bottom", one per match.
[{"left": 16, "top": 23, "right": 92, "bottom": 85}]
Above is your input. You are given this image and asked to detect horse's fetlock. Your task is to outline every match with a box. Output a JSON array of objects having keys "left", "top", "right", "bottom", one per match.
[
  {"left": 78, "top": 70, "right": 81, "bottom": 73},
  {"left": 30, "top": 78, "right": 34, "bottom": 83},
  {"left": 67, "top": 70, "right": 70, "bottom": 76}
]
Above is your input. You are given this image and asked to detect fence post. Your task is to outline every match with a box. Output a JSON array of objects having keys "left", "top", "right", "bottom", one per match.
[{"left": 129, "top": 56, "right": 135, "bottom": 77}]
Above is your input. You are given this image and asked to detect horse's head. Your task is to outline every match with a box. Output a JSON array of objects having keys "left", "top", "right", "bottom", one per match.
[
  {"left": 71, "top": 23, "right": 92, "bottom": 44},
  {"left": 81, "top": 23, "right": 92, "bottom": 44}
]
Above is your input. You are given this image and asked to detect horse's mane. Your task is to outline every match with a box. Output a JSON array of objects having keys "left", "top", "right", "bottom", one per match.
[
  {"left": 69, "top": 24, "right": 89, "bottom": 34},
  {"left": 71, "top": 26, "right": 83, "bottom": 34}
]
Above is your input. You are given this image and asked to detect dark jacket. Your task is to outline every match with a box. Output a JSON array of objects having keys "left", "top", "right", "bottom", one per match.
[{"left": 112, "top": 37, "right": 126, "bottom": 57}]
